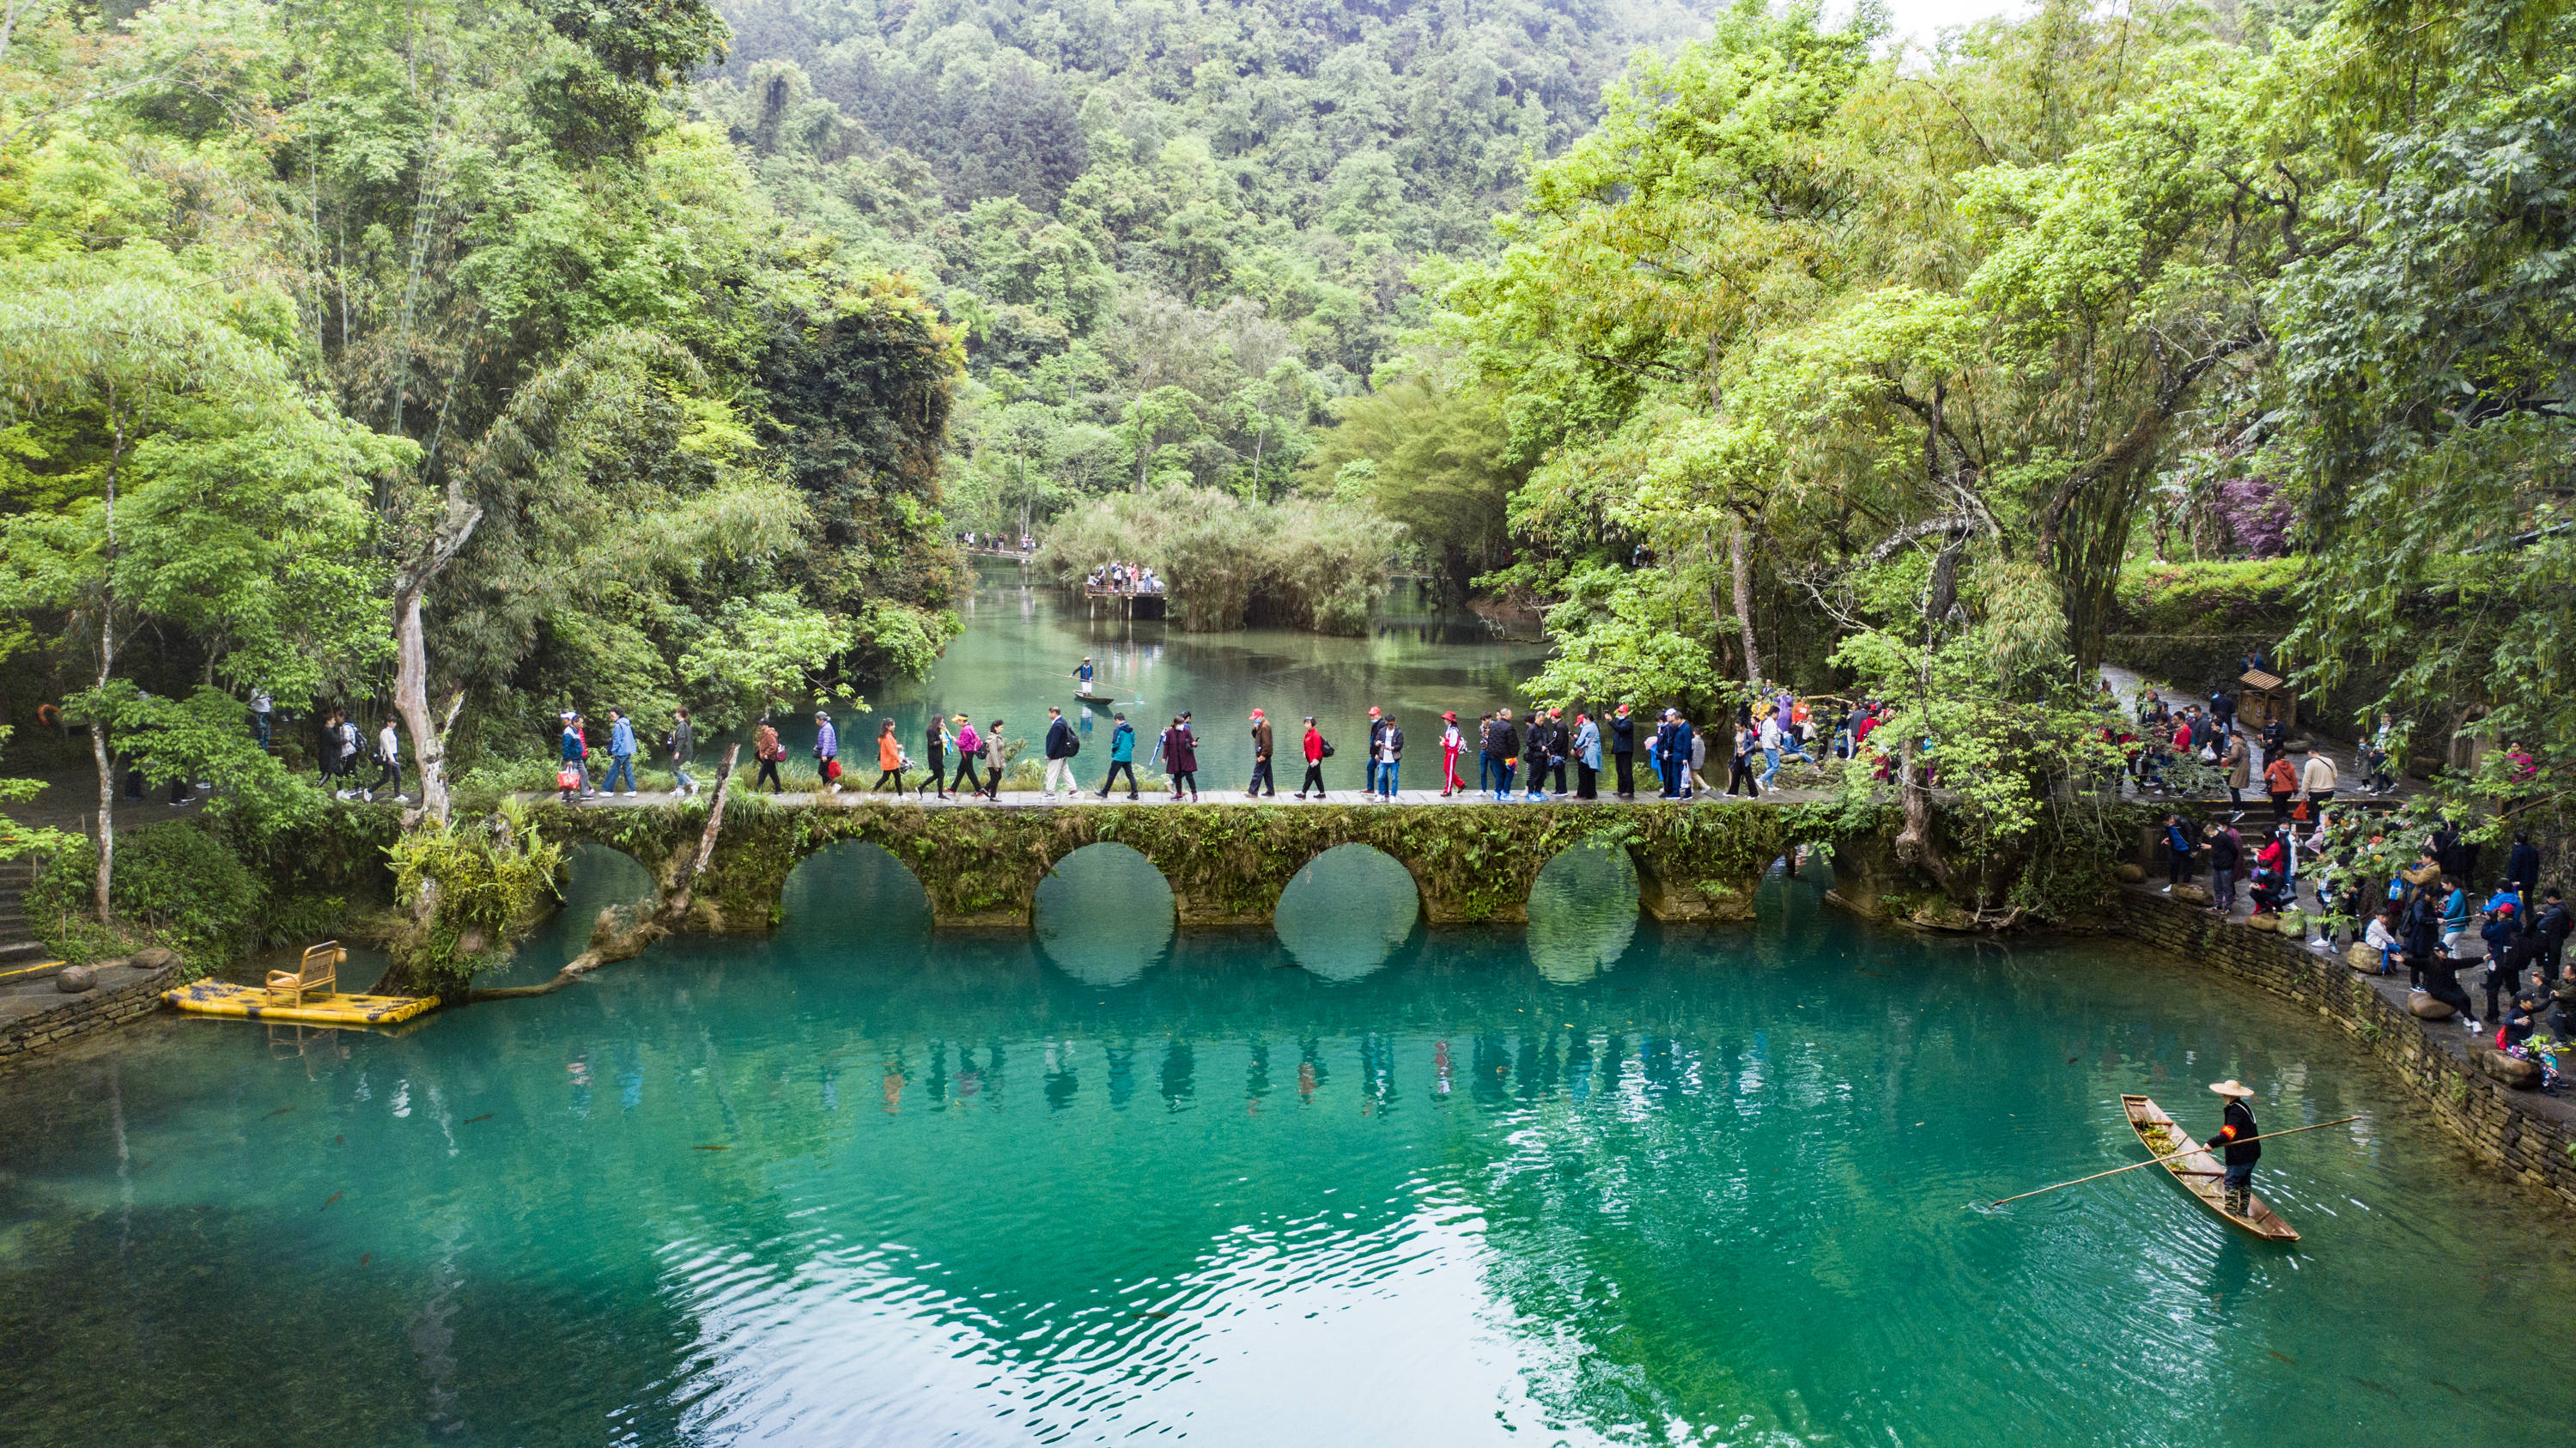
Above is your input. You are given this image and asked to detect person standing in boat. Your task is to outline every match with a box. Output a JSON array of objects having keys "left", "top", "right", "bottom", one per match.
[
  {"left": 1073, "top": 656, "right": 1097, "bottom": 692},
  {"left": 2205, "top": 1080, "right": 2260, "bottom": 1216}
]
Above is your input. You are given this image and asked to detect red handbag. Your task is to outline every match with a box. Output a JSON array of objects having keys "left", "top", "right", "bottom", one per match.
[{"left": 556, "top": 768, "right": 580, "bottom": 789}]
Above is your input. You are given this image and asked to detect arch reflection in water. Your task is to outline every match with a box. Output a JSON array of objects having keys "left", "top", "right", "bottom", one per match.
[
  {"left": 779, "top": 840, "right": 933, "bottom": 945},
  {"left": 1034, "top": 843, "right": 1174, "bottom": 987},
  {"left": 1526, "top": 839, "right": 1639, "bottom": 983},
  {"left": 1273, "top": 843, "right": 1421, "bottom": 983}
]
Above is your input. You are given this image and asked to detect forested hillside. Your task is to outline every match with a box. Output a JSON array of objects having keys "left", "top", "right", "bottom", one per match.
[{"left": 700, "top": 0, "right": 1710, "bottom": 545}]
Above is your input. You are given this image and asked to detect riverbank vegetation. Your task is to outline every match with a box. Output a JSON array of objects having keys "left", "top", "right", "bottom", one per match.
[
  {"left": 7, "top": 0, "right": 2573, "bottom": 969},
  {"left": 1036, "top": 486, "right": 1385, "bottom": 634}
]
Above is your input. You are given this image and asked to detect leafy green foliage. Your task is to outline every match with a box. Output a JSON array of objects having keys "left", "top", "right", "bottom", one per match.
[{"left": 30, "top": 823, "right": 263, "bottom": 964}]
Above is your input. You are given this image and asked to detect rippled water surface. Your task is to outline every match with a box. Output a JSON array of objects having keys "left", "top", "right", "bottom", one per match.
[{"left": 5, "top": 848, "right": 2575, "bottom": 1448}]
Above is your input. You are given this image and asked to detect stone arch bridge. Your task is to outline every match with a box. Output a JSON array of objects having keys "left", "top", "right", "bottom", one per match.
[{"left": 532, "top": 798, "right": 1861, "bottom": 932}]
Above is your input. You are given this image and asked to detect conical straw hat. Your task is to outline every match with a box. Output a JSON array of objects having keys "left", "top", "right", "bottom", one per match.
[{"left": 2208, "top": 1080, "right": 2255, "bottom": 1098}]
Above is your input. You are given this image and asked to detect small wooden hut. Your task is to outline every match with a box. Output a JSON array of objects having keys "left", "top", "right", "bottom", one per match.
[{"left": 2236, "top": 667, "right": 2296, "bottom": 733}]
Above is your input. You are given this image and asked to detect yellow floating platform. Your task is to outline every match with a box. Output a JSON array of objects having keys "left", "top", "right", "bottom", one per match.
[{"left": 163, "top": 979, "right": 440, "bottom": 1027}]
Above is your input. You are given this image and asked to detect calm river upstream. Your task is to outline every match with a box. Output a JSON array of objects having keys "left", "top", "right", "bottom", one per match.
[{"left": 5, "top": 575, "right": 2576, "bottom": 1446}]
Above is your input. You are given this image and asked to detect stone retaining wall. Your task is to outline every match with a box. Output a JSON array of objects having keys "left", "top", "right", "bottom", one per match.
[
  {"left": 2113, "top": 890, "right": 2576, "bottom": 1210},
  {"left": 0, "top": 962, "right": 184, "bottom": 1070}
]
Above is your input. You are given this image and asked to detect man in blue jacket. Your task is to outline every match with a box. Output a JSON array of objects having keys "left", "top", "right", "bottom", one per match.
[
  {"left": 602, "top": 708, "right": 638, "bottom": 796},
  {"left": 1096, "top": 712, "right": 1139, "bottom": 800},
  {"left": 1043, "top": 706, "right": 1078, "bottom": 799}
]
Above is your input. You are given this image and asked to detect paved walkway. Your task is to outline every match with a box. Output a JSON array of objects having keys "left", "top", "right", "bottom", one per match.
[{"left": 557, "top": 782, "right": 1837, "bottom": 809}]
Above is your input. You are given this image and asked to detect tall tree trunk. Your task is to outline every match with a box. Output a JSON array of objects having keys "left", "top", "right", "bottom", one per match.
[
  {"left": 391, "top": 585, "right": 451, "bottom": 826},
  {"left": 90, "top": 401, "right": 125, "bottom": 921},
  {"left": 1728, "top": 520, "right": 1763, "bottom": 688}
]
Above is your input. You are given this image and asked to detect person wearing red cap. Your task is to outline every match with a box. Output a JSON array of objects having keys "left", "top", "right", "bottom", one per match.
[
  {"left": 1248, "top": 709, "right": 1275, "bottom": 798},
  {"left": 1439, "top": 711, "right": 1463, "bottom": 796}
]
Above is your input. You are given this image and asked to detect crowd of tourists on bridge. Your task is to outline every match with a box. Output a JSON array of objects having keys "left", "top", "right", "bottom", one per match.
[{"left": 540, "top": 688, "right": 1898, "bottom": 808}]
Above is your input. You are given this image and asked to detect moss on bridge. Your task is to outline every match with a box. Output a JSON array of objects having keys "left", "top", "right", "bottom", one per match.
[{"left": 527, "top": 796, "right": 1844, "bottom": 930}]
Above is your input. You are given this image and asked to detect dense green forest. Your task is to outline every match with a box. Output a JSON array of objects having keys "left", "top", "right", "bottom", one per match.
[
  {"left": 7, "top": 0, "right": 2576, "bottom": 967},
  {"left": 701, "top": 0, "right": 1712, "bottom": 578}
]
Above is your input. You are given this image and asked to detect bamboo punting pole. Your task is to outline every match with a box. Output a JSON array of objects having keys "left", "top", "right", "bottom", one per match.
[{"left": 1989, "top": 1116, "right": 2361, "bottom": 1208}]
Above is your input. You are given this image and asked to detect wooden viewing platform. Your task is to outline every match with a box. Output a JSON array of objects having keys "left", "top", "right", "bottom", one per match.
[{"left": 1082, "top": 585, "right": 1167, "bottom": 620}]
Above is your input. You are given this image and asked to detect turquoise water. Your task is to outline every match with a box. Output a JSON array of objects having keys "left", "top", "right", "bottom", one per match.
[{"left": 5, "top": 846, "right": 2575, "bottom": 1447}]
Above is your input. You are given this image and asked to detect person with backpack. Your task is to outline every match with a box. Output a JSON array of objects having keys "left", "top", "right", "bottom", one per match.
[
  {"left": 873, "top": 719, "right": 908, "bottom": 793},
  {"left": 1475, "top": 711, "right": 1502, "bottom": 796},
  {"left": 1042, "top": 706, "right": 1079, "bottom": 799},
  {"left": 598, "top": 708, "right": 638, "bottom": 797},
  {"left": 980, "top": 719, "right": 1007, "bottom": 800},
  {"left": 1297, "top": 715, "right": 1327, "bottom": 798},
  {"left": 753, "top": 715, "right": 785, "bottom": 793},
  {"left": 1488, "top": 709, "right": 1519, "bottom": 801},
  {"left": 1247, "top": 709, "right": 1275, "bottom": 798},
  {"left": 1097, "top": 712, "right": 1140, "bottom": 799},
  {"left": 337, "top": 712, "right": 366, "bottom": 800},
  {"left": 949, "top": 715, "right": 981, "bottom": 798},
  {"left": 813, "top": 710, "right": 841, "bottom": 794},
  {"left": 667, "top": 708, "right": 696, "bottom": 796}
]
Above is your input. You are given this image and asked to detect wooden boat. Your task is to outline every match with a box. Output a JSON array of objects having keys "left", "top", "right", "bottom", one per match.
[
  {"left": 2122, "top": 1093, "right": 2300, "bottom": 1241},
  {"left": 1073, "top": 691, "right": 1118, "bottom": 707}
]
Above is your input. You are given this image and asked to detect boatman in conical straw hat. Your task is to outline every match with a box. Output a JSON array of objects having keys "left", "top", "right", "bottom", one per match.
[{"left": 2206, "top": 1080, "right": 2260, "bottom": 1214}]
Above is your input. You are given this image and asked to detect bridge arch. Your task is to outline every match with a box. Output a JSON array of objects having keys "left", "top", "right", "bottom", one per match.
[
  {"left": 1274, "top": 843, "right": 1422, "bottom": 983},
  {"left": 1526, "top": 839, "right": 1640, "bottom": 983},
  {"left": 1035, "top": 843, "right": 1174, "bottom": 987},
  {"left": 779, "top": 838, "right": 933, "bottom": 939}
]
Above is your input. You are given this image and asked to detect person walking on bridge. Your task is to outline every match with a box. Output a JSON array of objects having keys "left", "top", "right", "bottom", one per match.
[
  {"left": 754, "top": 715, "right": 785, "bottom": 793},
  {"left": 1042, "top": 707, "right": 1078, "bottom": 799},
  {"left": 947, "top": 715, "right": 981, "bottom": 799},
  {"left": 1296, "top": 715, "right": 1326, "bottom": 799},
  {"left": 1488, "top": 709, "right": 1519, "bottom": 801},
  {"left": 1573, "top": 711, "right": 1601, "bottom": 800},
  {"left": 601, "top": 708, "right": 638, "bottom": 797},
  {"left": 1374, "top": 714, "right": 1403, "bottom": 800},
  {"left": 921, "top": 715, "right": 948, "bottom": 799},
  {"left": 1160, "top": 715, "right": 1200, "bottom": 801},
  {"left": 873, "top": 719, "right": 909, "bottom": 794},
  {"left": 1439, "top": 712, "right": 1464, "bottom": 796},
  {"left": 813, "top": 710, "right": 841, "bottom": 794},
  {"left": 981, "top": 719, "right": 1008, "bottom": 800},
  {"left": 668, "top": 708, "right": 696, "bottom": 796},
  {"left": 1248, "top": 709, "right": 1276, "bottom": 798},
  {"left": 1098, "top": 712, "right": 1140, "bottom": 799},
  {"left": 1611, "top": 704, "right": 1636, "bottom": 798}
]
